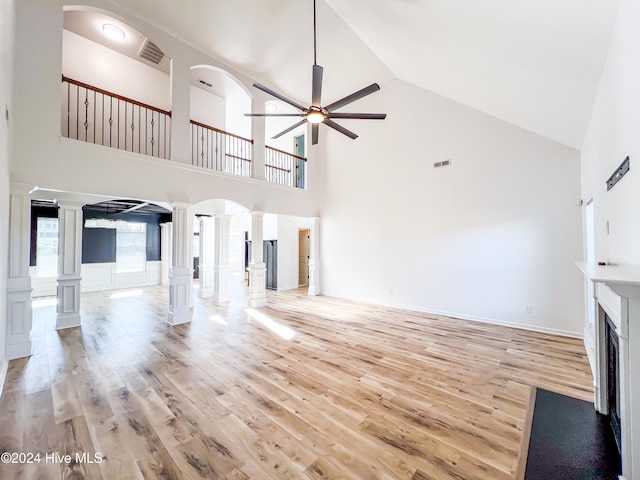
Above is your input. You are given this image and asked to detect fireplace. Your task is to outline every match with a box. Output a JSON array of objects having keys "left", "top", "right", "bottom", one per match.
[
  {"left": 605, "top": 313, "right": 621, "bottom": 453},
  {"left": 577, "top": 261, "right": 640, "bottom": 480}
]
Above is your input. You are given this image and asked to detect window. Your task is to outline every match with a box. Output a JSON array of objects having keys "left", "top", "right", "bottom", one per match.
[
  {"left": 116, "top": 222, "right": 147, "bottom": 272},
  {"left": 585, "top": 199, "right": 596, "bottom": 326},
  {"left": 36, "top": 217, "right": 59, "bottom": 277}
]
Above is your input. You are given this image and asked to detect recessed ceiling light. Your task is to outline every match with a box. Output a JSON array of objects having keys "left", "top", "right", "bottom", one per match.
[
  {"left": 265, "top": 101, "right": 278, "bottom": 113},
  {"left": 102, "top": 24, "right": 125, "bottom": 42}
]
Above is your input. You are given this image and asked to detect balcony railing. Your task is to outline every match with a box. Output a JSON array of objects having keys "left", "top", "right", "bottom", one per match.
[
  {"left": 190, "top": 120, "right": 252, "bottom": 178},
  {"left": 61, "top": 76, "right": 171, "bottom": 159},
  {"left": 265, "top": 146, "right": 307, "bottom": 189},
  {"left": 60, "top": 77, "right": 307, "bottom": 188}
]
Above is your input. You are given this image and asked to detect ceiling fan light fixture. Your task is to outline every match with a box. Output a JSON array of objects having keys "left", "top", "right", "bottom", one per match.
[
  {"left": 306, "top": 111, "right": 325, "bottom": 124},
  {"left": 265, "top": 101, "right": 278, "bottom": 113}
]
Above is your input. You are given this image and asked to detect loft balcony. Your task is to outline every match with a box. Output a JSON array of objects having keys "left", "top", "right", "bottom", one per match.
[{"left": 61, "top": 75, "right": 307, "bottom": 190}]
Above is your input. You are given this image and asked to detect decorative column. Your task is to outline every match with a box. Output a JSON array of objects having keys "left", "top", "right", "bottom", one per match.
[
  {"left": 56, "top": 200, "right": 84, "bottom": 330},
  {"left": 212, "top": 214, "right": 231, "bottom": 303},
  {"left": 169, "top": 57, "right": 191, "bottom": 164},
  {"left": 308, "top": 217, "right": 321, "bottom": 296},
  {"left": 168, "top": 202, "right": 193, "bottom": 325},
  {"left": 248, "top": 211, "right": 267, "bottom": 307},
  {"left": 160, "top": 222, "right": 172, "bottom": 286},
  {"left": 198, "top": 216, "right": 215, "bottom": 298},
  {"left": 250, "top": 91, "right": 267, "bottom": 181},
  {"left": 6, "top": 184, "right": 33, "bottom": 359}
]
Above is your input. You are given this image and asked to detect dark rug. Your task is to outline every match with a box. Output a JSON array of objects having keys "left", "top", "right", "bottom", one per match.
[{"left": 524, "top": 389, "right": 621, "bottom": 480}]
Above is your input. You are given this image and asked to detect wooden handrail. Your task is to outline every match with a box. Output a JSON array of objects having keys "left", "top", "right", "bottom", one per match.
[
  {"left": 225, "top": 153, "right": 252, "bottom": 163},
  {"left": 191, "top": 120, "right": 254, "bottom": 144},
  {"left": 62, "top": 75, "right": 172, "bottom": 117},
  {"left": 265, "top": 145, "right": 307, "bottom": 161},
  {"left": 265, "top": 164, "right": 291, "bottom": 173}
]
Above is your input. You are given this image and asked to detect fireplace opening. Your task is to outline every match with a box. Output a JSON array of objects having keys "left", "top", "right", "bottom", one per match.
[{"left": 605, "top": 313, "right": 621, "bottom": 454}]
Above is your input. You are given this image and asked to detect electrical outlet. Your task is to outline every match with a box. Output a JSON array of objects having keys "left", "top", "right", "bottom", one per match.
[{"left": 525, "top": 305, "right": 533, "bottom": 314}]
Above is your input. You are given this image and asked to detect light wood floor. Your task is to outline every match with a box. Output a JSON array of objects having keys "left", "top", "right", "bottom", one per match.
[{"left": 0, "top": 278, "right": 593, "bottom": 479}]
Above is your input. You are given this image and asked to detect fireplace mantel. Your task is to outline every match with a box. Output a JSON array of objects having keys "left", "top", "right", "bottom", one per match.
[{"left": 576, "top": 261, "right": 640, "bottom": 480}]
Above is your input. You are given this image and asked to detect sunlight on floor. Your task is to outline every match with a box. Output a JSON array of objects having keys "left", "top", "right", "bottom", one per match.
[
  {"left": 110, "top": 289, "right": 143, "bottom": 299},
  {"left": 32, "top": 298, "right": 58, "bottom": 308},
  {"left": 245, "top": 308, "right": 296, "bottom": 340},
  {"left": 210, "top": 315, "right": 228, "bottom": 326}
]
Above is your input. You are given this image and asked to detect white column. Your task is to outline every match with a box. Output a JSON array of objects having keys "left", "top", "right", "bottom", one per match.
[
  {"left": 198, "top": 216, "right": 215, "bottom": 298},
  {"left": 248, "top": 211, "right": 267, "bottom": 307},
  {"left": 55, "top": 200, "right": 84, "bottom": 330},
  {"left": 308, "top": 217, "right": 321, "bottom": 296},
  {"left": 168, "top": 202, "right": 193, "bottom": 325},
  {"left": 251, "top": 91, "right": 267, "bottom": 181},
  {"left": 169, "top": 57, "right": 191, "bottom": 164},
  {"left": 212, "top": 214, "right": 231, "bottom": 303},
  {"left": 160, "top": 222, "right": 172, "bottom": 286},
  {"left": 6, "top": 184, "right": 33, "bottom": 359}
]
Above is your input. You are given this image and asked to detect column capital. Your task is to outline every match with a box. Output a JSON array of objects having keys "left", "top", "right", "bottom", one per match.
[
  {"left": 169, "top": 201, "right": 191, "bottom": 210},
  {"left": 55, "top": 198, "right": 85, "bottom": 208}
]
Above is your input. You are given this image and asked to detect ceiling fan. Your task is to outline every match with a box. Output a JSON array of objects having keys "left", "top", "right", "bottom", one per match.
[{"left": 244, "top": 0, "right": 386, "bottom": 145}]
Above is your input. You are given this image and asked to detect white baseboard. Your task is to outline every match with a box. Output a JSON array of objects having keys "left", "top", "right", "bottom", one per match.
[
  {"left": 0, "top": 360, "right": 9, "bottom": 400},
  {"left": 322, "top": 290, "right": 583, "bottom": 339}
]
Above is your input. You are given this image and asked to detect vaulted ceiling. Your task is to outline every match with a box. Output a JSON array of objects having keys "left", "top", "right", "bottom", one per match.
[{"left": 108, "top": 0, "right": 621, "bottom": 149}]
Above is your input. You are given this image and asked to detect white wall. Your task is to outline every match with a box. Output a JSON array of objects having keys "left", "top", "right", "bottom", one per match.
[
  {"left": 581, "top": 0, "right": 640, "bottom": 268},
  {"left": 0, "top": 0, "right": 16, "bottom": 364},
  {"left": 320, "top": 78, "right": 584, "bottom": 336},
  {"left": 190, "top": 85, "right": 225, "bottom": 129},
  {"left": 263, "top": 213, "right": 278, "bottom": 241},
  {"left": 62, "top": 29, "right": 171, "bottom": 111}
]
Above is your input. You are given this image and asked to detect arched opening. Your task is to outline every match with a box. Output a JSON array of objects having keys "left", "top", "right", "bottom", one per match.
[
  {"left": 61, "top": 6, "right": 172, "bottom": 158},
  {"left": 189, "top": 65, "right": 252, "bottom": 175}
]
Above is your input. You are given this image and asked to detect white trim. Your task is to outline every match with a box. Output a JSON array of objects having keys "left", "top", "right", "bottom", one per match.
[
  {"left": 0, "top": 361, "right": 9, "bottom": 400},
  {"left": 322, "top": 291, "right": 583, "bottom": 338}
]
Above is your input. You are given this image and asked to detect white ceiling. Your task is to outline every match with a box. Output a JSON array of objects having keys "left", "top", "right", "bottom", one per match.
[{"left": 103, "top": 0, "right": 620, "bottom": 148}]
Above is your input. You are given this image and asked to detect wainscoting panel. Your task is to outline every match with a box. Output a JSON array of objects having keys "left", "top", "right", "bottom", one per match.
[{"left": 30, "top": 261, "right": 162, "bottom": 296}]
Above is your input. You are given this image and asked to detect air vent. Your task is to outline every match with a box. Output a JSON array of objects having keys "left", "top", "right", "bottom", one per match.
[
  {"left": 138, "top": 39, "right": 164, "bottom": 65},
  {"left": 434, "top": 159, "right": 452, "bottom": 168},
  {"left": 199, "top": 80, "right": 213, "bottom": 88}
]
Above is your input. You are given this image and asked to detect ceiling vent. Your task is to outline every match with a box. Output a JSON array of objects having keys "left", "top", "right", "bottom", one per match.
[
  {"left": 138, "top": 39, "right": 164, "bottom": 65},
  {"left": 434, "top": 159, "right": 451, "bottom": 168},
  {"left": 199, "top": 80, "right": 213, "bottom": 88}
]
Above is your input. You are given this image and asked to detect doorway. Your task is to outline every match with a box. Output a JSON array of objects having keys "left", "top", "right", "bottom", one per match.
[
  {"left": 298, "top": 229, "right": 310, "bottom": 287},
  {"left": 294, "top": 134, "right": 306, "bottom": 189}
]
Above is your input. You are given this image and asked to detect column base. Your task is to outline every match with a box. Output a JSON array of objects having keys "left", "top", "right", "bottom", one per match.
[
  {"left": 248, "top": 262, "right": 267, "bottom": 307},
  {"left": 308, "top": 260, "right": 321, "bottom": 296},
  {"left": 213, "top": 265, "right": 230, "bottom": 303},
  {"left": 56, "top": 277, "right": 81, "bottom": 329},
  {"left": 169, "top": 267, "right": 192, "bottom": 325},
  {"left": 198, "top": 264, "right": 214, "bottom": 298},
  {"left": 56, "top": 313, "right": 81, "bottom": 330},
  {"left": 7, "top": 277, "right": 34, "bottom": 358}
]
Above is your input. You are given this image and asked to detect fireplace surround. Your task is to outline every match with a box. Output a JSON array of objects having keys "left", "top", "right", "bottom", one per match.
[{"left": 577, "top": 262, "right": 640, "bottom": 480}]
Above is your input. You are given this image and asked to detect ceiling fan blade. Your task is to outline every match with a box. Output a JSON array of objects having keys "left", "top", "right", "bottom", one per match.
[
  {"left": 312, "top": 124, "right": 319, "bottom": 145},
  {"left": 252, "top": 83, "right": 307, "bottom": 112},
  {"left": 244, "top": 113, "right": 305, "bottom": 117},
  {"left": 272, "top": 119, "right": 307, "bottom": 140},
  {"left": 323, "top": 119, "right": 358, "bottom": 140},
  {"left": 312, "top": 65, "right": 323, "bottom": 107},
  {"left": 327, "top": 113, "right": 386, "bottom": 120},
  {"left": 324, "top": 83, "right": 381, "bottom": 112}
]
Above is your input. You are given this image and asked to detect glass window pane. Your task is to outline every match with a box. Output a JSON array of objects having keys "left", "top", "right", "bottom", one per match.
[
  {"left": 36, "top": 217, "right": 59, "bottom": 277},
  {"left": 116, "top": 222, "right": 147, "bottom": 272}
]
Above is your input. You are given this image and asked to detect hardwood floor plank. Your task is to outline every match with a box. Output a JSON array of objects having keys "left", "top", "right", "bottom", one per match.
[{"left": 0, "top": 280, "right": 594, "bottom": 479}]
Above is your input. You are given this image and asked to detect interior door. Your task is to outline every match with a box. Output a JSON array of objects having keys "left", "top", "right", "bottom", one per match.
[
  {"left": 294, "top": 134, "right": 306, "bottom": 189},
  {"left": 298, "top": 229, "right": 309, "bottom": 287}
]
